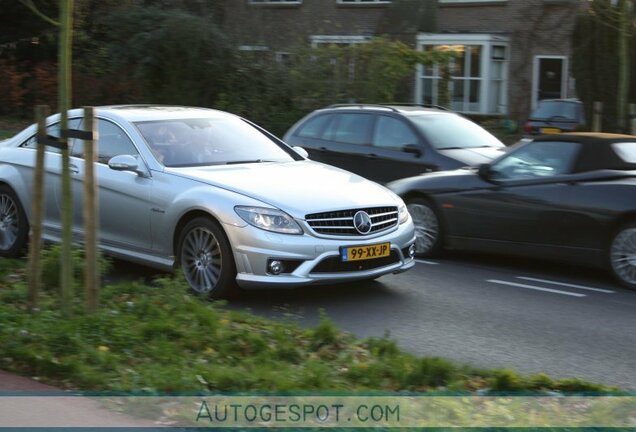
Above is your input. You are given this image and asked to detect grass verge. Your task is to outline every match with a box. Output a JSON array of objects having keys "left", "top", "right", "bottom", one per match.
[{"left": 0, "top": 256, "right": 614, "bottom": 393}]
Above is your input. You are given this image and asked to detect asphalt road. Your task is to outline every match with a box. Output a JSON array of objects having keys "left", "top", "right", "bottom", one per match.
[
  {"left": 228, "top": 253, "right": 636, "bottom": 390},
  {"left": 112, "top": 252, "right": 636, "bottom": 389}
]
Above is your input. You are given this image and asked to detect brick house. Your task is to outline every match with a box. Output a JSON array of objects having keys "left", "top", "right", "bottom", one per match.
[{"left": 219, "top": 0, "right": 584, "bottom": 122}]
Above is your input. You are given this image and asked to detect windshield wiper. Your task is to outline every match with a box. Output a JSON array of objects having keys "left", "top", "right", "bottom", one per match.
[{"left": 224, "top": 159, "right": 276, "bottom": 165}]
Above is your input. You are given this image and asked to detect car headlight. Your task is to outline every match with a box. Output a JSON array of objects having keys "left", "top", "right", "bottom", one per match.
[
  {"left": 235, "top": 206, "right": 303, "bottom": 235},
  {"left": 398, "top": 200, "right": 409, "bottom": 224}
]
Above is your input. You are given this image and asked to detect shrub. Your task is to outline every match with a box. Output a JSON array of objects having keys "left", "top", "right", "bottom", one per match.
[
  {"left": 490, "top": 369, "right": 528, "bottom": 392},
  {"left": 404, "top": 357, "right": 458, "bottom": 389}
]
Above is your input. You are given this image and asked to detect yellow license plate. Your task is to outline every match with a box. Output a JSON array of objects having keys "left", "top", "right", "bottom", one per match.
[
  {"left": 541, "top": 127, "right": 561, "bottom": 134},
  {"left": 341, "top": 243, "right": 391, "bottom": 262}
]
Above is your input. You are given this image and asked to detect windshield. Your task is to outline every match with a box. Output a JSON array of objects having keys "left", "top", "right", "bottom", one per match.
[
  {"left": 135, "top": 117, "right": 295, "bottom": 167},
  {"left": 408, "top": 114, "right": 504, "bottom": 150},
  {"left": 530, "top": 101, "right": 580, "bottom": 121}
]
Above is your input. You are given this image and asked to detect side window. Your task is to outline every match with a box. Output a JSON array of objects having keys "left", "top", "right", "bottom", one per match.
[
  {"left": 323, "top": 113, "right": 373, "bottom": 145},
  {"left": 73, "top": 119, "right": 138, "bottom": 164},
  {"left": 491, "top": 141, "right": 580, "bottom": 181},
  {"left": 612, "top": 142, "right": 636, "bottom": 163},
  {"left": 372, "top": 116, "right": 419, "bottom": 149},
  {"left": 20, "top": 118, "right": 82, "bottom": 154},
  {"left": 296, "top": 114, "right": 333, "bottom": 139}
]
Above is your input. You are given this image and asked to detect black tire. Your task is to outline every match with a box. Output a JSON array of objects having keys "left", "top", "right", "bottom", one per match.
[
  {"left": 406, "top": 197, "right": 443, "bottom": 258},
  {"left": 608, "top": 222, "right": 636, "bottom": 290},
  {"left": 177, "top": 216, "right": 238, "bottom": 299},
  {"left": 0, "top": 185, "right": 28, "bottom": 257}
]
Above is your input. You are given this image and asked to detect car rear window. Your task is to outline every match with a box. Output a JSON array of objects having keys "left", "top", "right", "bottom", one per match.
[
  {"left": 530, "top": 101, "right": 580, "bottom": 121},
  {"left": 612, "top": 142, "right": 636, "bottom": 163}
]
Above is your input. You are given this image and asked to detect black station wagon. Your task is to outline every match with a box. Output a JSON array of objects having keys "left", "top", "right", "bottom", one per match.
[{"left": 283, "top": 104, "right": 506, "bottom": 183}]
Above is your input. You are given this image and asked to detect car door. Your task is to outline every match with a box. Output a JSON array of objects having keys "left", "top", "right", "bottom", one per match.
[
  {"left": 445, "top": 140, "right": 581, "bottom": 246},
  {"left": 17, "top": 119, "right": 82, "bottom": 237},
  {"left": 290, "top": 112, "right": 381, "bottom": 179},
  {"left": 68, "top": 118, "right": 154, "bottom": 251},
  {"left": 368, "top": 114, "right": 434, "bottom": 183},
  {"left": 301, "top": 112, "right": 374, "bottom": 178}
]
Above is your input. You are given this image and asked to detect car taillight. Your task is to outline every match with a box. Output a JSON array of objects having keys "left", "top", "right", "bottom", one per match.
[{"left": 524, "top": 122, "right": 533, "bottom": 134}]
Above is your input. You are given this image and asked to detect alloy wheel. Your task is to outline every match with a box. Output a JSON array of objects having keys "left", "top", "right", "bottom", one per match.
[
  {"left": 407, "top": 202, "right": 439, "bottom": 256},
  {"left": 0, "top": 193, "right": 20, "bottom": 251},
  {"left": 180, "top": 226, "right": 223, "bottom": 293},
  {"left": 610, "top": 227, "right": 636, "bottom": 288}
]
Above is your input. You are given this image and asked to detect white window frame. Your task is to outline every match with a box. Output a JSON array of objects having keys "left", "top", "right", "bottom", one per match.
[
  {"left": 439, "top": 0, "right": 507, "bottom": 4},
  {"left": 337, "top": 0, "right": 392, "bottom": 4},
  {"left": 415, "top": 33, "right": 510, "bottom": 115},
  {"left": 531, "top": 55, "right": 569, "bottom": 110},
  {"left": 310, "top": 35, "right": 372, "bottom": 48},
  {"left": 238, "top": 45, "right": 270, "bottom": 52},
  {"left": 310, "top": 35, "right": 372, "bottom": 80},
  {"left": 248, "top": 0, "right": 302, "bottom": 4}
]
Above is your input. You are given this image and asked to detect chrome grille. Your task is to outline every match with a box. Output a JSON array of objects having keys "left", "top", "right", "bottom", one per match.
[{"left": 305, "top": 206, "right": 398, "bottom": 236}]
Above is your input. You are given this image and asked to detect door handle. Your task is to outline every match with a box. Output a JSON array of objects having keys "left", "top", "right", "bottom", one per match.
[
  {"left": 69, "top": 164, "right": 80, "bottom": 174},
  {"left": 318, "top": 147, "right": 328, "bottom": 152},
  {"left": 367, "top": 153, "right": 378, "bottom": 159}
]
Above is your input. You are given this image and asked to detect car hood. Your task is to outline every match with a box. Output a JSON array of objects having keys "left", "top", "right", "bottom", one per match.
[
  {"left": 438, "top": 146, "right": 506, "bottom": 166},
  {"left": 388, "top": 168, "right": 485, "bottom": 196},
  {"left": 167, "top": 160, "right": 399, "bottom": 217}
]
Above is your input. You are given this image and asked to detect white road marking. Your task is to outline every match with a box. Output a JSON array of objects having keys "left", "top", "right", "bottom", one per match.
[
  {"left": 415, "top": 259, "right": 439, "bottom": 265},
  {"left": 516, "top": 276, "right": 615, "bottom": 294},
  {"left": 487, "top": 279, "right": 587, "bottom": 297}
]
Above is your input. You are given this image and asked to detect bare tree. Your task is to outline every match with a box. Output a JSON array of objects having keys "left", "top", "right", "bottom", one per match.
[
  {"left": 20, "top": 0, "right": 74, "bottom": 314},
  {"left": 589, "top": 0, "right": 635, "bottom": 132}
]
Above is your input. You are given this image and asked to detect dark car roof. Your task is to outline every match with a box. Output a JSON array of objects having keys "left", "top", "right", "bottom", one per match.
[
  {"left": 534, "top": 133, "right": 636, "bottom": 172},
  {"left": 537, "top": 98, "right": 582, "bottom": 104}
]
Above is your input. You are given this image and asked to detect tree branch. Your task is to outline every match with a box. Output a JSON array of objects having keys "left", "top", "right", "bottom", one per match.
[{"left": 19, "top": 0, "right": 59, "bottom": 27}]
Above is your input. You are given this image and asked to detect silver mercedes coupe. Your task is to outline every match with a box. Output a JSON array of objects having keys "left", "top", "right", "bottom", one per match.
[{"left": 0, "top": 106, "right": 416, "bottom": 297}]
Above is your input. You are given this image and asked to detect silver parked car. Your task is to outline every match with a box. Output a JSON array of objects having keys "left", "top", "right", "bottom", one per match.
[{"left": 0, "top": 106, "right": 416, "bottom": 297}]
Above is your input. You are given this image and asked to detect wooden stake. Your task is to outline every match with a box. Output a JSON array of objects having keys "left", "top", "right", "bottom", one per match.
[
  {"left": 83, "top": 107, "right": 99, "bottom": 312},
  {"left": 27, "top": 105, "right": 48, "bottom": 311},
  {"left": 592, "top": 101, "right": 603, "bottom": 132}
]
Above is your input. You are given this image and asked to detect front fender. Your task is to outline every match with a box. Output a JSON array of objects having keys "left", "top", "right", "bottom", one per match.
[{"left": 153, "top": 182, "right": 271, "bottom": 257}]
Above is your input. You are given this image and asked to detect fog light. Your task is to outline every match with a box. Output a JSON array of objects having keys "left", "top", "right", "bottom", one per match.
[
  {"left": 408, "top": 244, "right": 416, "bottom": 259},
  {"left": 268, "top": 260, "right": 283, "bottom": 275}
]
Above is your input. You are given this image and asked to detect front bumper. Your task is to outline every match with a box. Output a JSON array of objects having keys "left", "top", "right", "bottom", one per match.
[{"left": 224, "top": 219, "right": 416, "bottom": 289}]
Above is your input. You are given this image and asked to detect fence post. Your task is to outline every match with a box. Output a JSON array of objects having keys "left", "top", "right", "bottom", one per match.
[
  {"left": 83, "top": 107, "right": 99, "bottom": 312},
  {"left": 592, "top": 101, "right": 603, "bottom": 132},
  {"left": 27, "top": 105, "right": 49, "bottom": 311},
  {"left": 630, "top": 103, "right": 636, "bottom": 135}
]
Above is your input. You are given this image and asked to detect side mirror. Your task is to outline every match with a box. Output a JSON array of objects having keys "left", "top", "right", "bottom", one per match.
[
  {"left": 292, "top": 146, "right": 309, "bottom": 159},
  {"left": 477, "top": 163, "right": 492, "bottom": 181},
  {"left": 402, "top": 144, "right": 423, "bottom": 158},
  {"left": 108, "top": 154, "right": 149, "bottom": 177}
]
